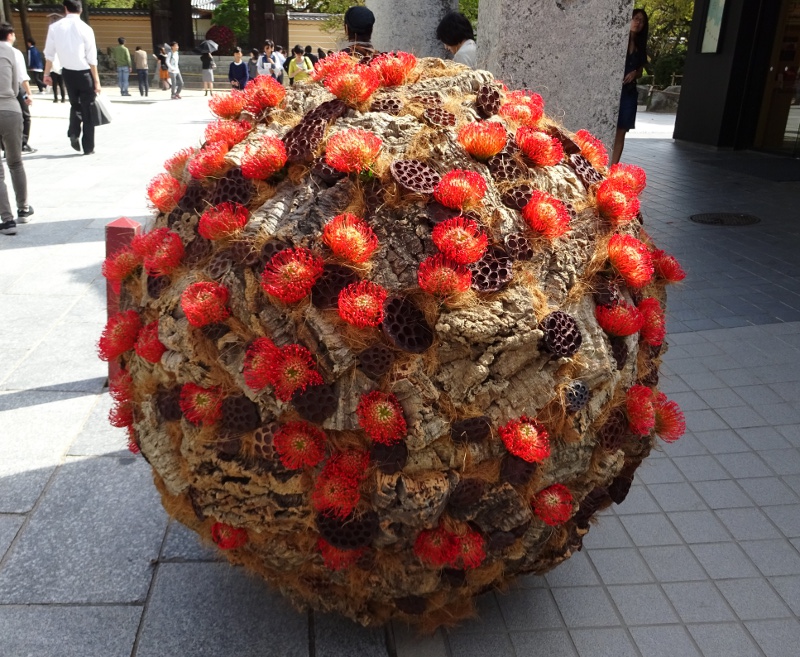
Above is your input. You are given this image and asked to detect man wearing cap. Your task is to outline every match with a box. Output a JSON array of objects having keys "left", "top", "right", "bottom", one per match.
[{"left": 342, "top": 6, "right": 377, "bottom": 59}]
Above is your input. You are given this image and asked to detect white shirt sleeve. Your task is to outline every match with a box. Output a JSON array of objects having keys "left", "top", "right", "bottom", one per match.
[
  {"left": 13, "top": 48, "right": 29, "bottom": 83},
  {"left": 82, "top": 21, "right": 97, "bottom": 66}
]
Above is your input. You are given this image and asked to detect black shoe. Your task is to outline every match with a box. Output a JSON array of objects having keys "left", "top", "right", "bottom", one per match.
[
  {"left": 17, "top": 205, "right": 33, "bottom": 223},
  {"left": 60, "top": 99, "right": 66, "bottom": 103},
  {"left": 22, "top": 144, "right": 36, "bottom": 154},
  {"left": 70, "top": 137, "right": 80, "bottom": 151},
  {"left": 83, "top": 150, "right": 94, "bottom": 155},
  {"left": 53, "top": 99, "right": 59, "bottom": 103},
  {"left": 0, "top": 219, "right": 17, "bottom": 235}
]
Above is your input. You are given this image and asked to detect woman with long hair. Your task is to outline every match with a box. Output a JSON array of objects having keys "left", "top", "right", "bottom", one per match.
[{"left": 612, "top": 8, "right": 648, "bottom": 164}]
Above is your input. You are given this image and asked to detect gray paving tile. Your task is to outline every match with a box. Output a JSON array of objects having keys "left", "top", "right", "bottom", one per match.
[
  {"left": 672, "top": 456, "right": 731, "bottom": 482},
  {"left": 668, "top": 391, "right": 710, "bottom": 411},
  {"left": 570, "top": 627, "right": 638, "bottom": 657},
  {"left": 682, "top": 408, "right": 728, "bottom": 431},
  {"left": 588, "top": 548, "right": 653, "bottom": 584},
  {"left": 692, "top": 480, "right": 753, "bottom": 509},
  {"left": 68, "top": 393, "right": 129, "bottom": 456},
  {"left": 715, "top": 507, "right": 783, "bottom": 541},
  {"left": 769, "top": 575, "right": 800, "bottom": 615},
  {"left": 646, "top": 483, "right": 706, "bottom": 512},
  {"left": 393, "top": 626, "right": 448, "bottom": 657},
  {"left": 315, "top": 611, "right": 386, "bottom": 657},
  {"left": 510, "top": 630, "right": 577, "bottom": 657},
  {"left": 496, "top": 587, "right": 563, "bottom": 631},
  {"left": 160, "top": 520, "right": 220, "bottom": 561},
  {"left": 552, "top": 586, "right": 619, "bottom": 628},
  {"left": 636, "top": 460, "right": 686, "bottom": 485},
  {"left": 696, "top": 389, "right": 747, "bottom": 410},
  {"left": 759, "top": 449, "right": 800, "bottom": 476},
  {"left": 639, "top": 546, "right": 708, "bottom": 582},
  {"left": 715, "top": 405, "right": 769, "bottom": 429},
  {"left": 668, "top": 510, "right": 732, "bottom": 544},
  {"left": 545, "top": 550, "right": 600, "bottom": 587},
  {"left": 0, "top": 514, "right": 23, "bottom": 558},
  {"left": 693, "top": 429, "right": 751, "bottom": 454},
  {"left": 762, "top": 504, "right": 800, "bottom": 538},
  {"left": 755, "top": 403, "right": 800, "bottom": 425},
  {"left": 686, "top": 623, "right": 761, "bottom": 657},
  {"left": 607, "top": 584, "right": 680, "bottom": 626},
  {"left": 733, "top": 385, "right": 785, "bottom": 405},
  {"left": 630, "top": 625, "right": 702, "bottom": 657},
  {"left": 447, "top": 632, "right": 515, "bottom": 657},
  {"left": 744, "top": 619, "right": 800, "bottom": 657},
  {"left": 451, "top": 591, "right": 505, "bottom": 633},
  {"left": 736, "top": 477, "right": 799, "bottom": 506},
  {"left": 715, "top": 452, "right": 775, "bottom": 478},
  {"left": 619, "top": 514, "right": 682, "bottom": 546},
  {"left": 135, "top": 563, "right": 308, "bottom": 657},
  {"left": 689, "top": 542, "right": 760, "bottom": 579},
  {"left": 662, "top": 434, "right": 708, "bottom": 458},
  {"left": 0, "top": 605, "right": 141, "bottom": 657},
  {"left": 740, "top": 539, "right": 800, "bottom": 577},
  {"left": 613, "top": 483, "right": 662, "bottom": 514},
  {"left": 736, "top": 427, "right": 792, "bottom": 451},
  {"left": 716, "top": 578, "right": 793, "bottom": 620},
  {"left": 775, "top": 424, "right": 800, "bottom": 448},
  {"left": 0, "top": 456, "right": 168, "bottom": 603},
  {"left": 662, "top": 581, "right": 736, "bottom": 622},
  {"left": 581, "top": 514, "right": 633, "bottom": 549},
  {"left": 716, "top": 368, "right": 762, "bottom": 387}
]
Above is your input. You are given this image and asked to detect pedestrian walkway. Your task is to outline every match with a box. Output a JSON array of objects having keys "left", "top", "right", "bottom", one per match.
[{"left": 0, "top": 100, "right": 798, "bottom": 657}]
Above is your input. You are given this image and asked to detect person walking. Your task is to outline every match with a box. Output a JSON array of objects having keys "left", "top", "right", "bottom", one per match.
[
  {"left": 133, "top": 46, "right": 148, "bottom": 97},
  {"left": 257, "top": 40, "right": 275, "bottom": 78},
  {"left": 112, "top": 37, "right": 131, "bottom": 96},
  {"left": 228, "top": 47, "right": 248, "bottom": 90},
  {"left": 50, "top": 54, "right": 66, "bottom": 102},
  {"left": 167, "top": 41, "right": 183, "bottom": 99},
  {"left": 0, "top": 23, "right": 33, "bottom": 236},
  {"left": 612, "top": 8, "right": 649, "bottom": 165},
  {"left": 10, "top": 36, "right": 36, "bottom": 154},
  {"left": 303, "top": 45, "right": 318, "bottom": 66},
  {"left": 26, "top": 38, "right": 45, "bottom": 93},
  {"left": 154, "top": 46, "right": 169, "bottom": 91},
  {"left": 42, "top": 0, "right": 102, "bottom": 156},
  {"left": 247, "top": 49, "right": 259, "bottom": 83},
  {"left": 200, "top": 50, "right": 214, "bottom": 96},
  {"left": 436, "top": 12, "right": 477, "bottom": 69},
  {"left": 288, "top": 45, "right": 312, "bottom": 84}
]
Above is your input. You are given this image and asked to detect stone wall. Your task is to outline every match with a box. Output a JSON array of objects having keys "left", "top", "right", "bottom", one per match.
[{"left": 366, "top": 0, "right": 456, "bottom": 58}]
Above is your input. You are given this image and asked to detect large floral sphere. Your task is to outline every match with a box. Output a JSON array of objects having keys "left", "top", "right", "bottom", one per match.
[{"left": 102, "top": 56, "right": 685, "bottom": 630}]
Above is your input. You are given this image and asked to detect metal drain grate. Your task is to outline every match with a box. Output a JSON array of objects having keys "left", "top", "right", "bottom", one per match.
[{"left": 690, "top": 213, "right": 761, "bottom": 226}]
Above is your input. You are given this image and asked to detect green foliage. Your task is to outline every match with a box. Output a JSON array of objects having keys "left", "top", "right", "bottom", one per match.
[
  {"left": 212, "top": 0, "right": 249, "bottom": 47},
  {"left": 459, "top": 0, "right": 479, "bottom": 33},
  {"left": 87, "top": 0, "right": 138, "bottom": 7},
  {"left": 639, "top": 0, "right": 694, "bottom": 85}
]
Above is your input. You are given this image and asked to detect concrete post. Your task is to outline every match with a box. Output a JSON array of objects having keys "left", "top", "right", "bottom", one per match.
[
  {"left": 365, "top": 0, "right": 457, "bottom": 58},
  {"left": 477, "top": 0, "right": 634, "bottom": 148}
]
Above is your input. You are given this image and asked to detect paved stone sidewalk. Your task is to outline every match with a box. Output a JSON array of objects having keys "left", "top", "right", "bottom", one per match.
[{"left": 1, "top": 94, "right": 798, "bottom": 656}]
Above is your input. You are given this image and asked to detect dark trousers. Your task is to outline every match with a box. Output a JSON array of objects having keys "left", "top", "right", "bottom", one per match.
[
  {"left": 0, "top": 111, "right": 27, "bottom": 221},
  {"left": 62, "top": 68, "right": 96, "bottom": 154},
  {"left": 30, "top": 70, "right": 44, "bottom": 92},
  {"left": 51, "top": 72, "right": 66, "bottom": 101},
  {"left": 16, "top": 89, "right": 30, "bottom": 147},
  {"left": 136, "top": 69, "right": 149, "bottom": 96}
]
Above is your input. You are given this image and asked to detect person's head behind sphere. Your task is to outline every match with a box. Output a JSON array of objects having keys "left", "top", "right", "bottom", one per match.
[
  {"left": 436, "top": 11, "right": 474, "bottom": 52},
  {"left": 343, "top": 5, "right": 375, "bottom": 43}
]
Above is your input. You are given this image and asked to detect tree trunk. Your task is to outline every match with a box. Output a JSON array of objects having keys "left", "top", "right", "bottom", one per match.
[
  {"left": 249, "top": 0, "right": 266, "bottom": 51},
  {"left": 16, "top": 0, "right": 33, "bottom": 46}
]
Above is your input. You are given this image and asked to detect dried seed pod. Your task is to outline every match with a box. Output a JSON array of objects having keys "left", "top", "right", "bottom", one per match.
[
  {"left": 410, "top": 94, "right": 442, "bottom": 107},
  {"left": 370, "top": 440, "right": 408, "bottom": 474},
  {"left": 370, "top": 96, "right": 403, "bottom": 115},
  {"left": 501, "top": 184, "right": 533, "bottom": 211},
  {"left": 306, "top": 99, "right": 349, "bottom": 122},
  {"left": 259, "top": 240, "right": 291, "bottom": 268},
  {"left": 311, "top": 264, "right": 360, "bottom": 309},
  {"left": 252, "top": 421, "right": 279, "bottom": 461},
  {"left": 469, "top": 246, "right": 513, "bottom": 293},
  {"left": 211, "top": 168, "right": 254, "bottom": 207},
  {"left": 284, "top": 118, "right": 327, "bottom": 163},
  {"left": 487, "top": 154, "right": 526, "bottom": 183},
  {"left": 568, "top": 153, "right": 604, "bottom": 188},
  {"left": 178, "top": 181, "right": 207, "bottom": 213},
  {"left": 182, "top": 237, "right": 213, "bottom": 267},
  {"left": 316, "top": 511, "right": 379, "bottom": 550},
  {"left": 381, "top": 296, "right": 434, "bottom": 353},
  {"left": 423, "top": 107, "right": 456, "bottom": 127},
  {"left": 448, "top": 478, "right": 485, "bottom": 509},
  {"left": 426, "top": 202, "right": 461, "bottom": 226},
  {"left": 546, "top": 126, "right": 581, "bottom": 155},
  {"left": 450, "top": 416, "right": 491, "bottom": 444},
  {"left": 539, "top": 311, "right": 582, "bottom": 358},
  {"left": 610, "top": 336, "right": 629, "bottom": 370},
  {"left": 220, "top": 396, "right": 261, "bottom": 436},
  {"left": 311, "top": 159, "right": 347, "bottom": 186},
  {"left": 357, "top": 344, "right": 394, "bottom": 379},
  {"left": 390, "top": 160, "right": 441, "bottom": 194},
  {"left": 216, "top": 434, "right": 242, "bottom": 460},
  {"left": 206, "top": 250, "right": 234, "bottom": 280},
  {"left": 228, "top": 239, "right": 261, "bottom": 267},
  {"left": 597, "top": 407, "right": 627, "bottom": 452},
  {"left": 475, "top": 84, "right": 502, "bottom": 118},
  {"left": 500, "top": 453, "right": 538, "bottom": 486},
  {"left": 565, "top": 380, "right": 590, "bottom": 413},
  {"left": 593, "top": 278, "right": 623, "bottom": 307},
  {"left": 156, "top": 386, "right": 183, "bottom": 422},
  {"left": 292, "top": 383, "right": 338, "bottom": 424},
  {"left": 146, "top": 275, "right": 170, "bottom": 299},
  {"left": 504, "top": 233, "right": 534, "bottom": 261}
]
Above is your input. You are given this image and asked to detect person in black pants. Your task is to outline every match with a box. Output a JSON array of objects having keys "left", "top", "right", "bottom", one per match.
[
  {"left": 61, "top": 69, "right": 96, "bottom": 153},
  {"left": 51, "top": 69, "right": 66, "bottom": 102}
]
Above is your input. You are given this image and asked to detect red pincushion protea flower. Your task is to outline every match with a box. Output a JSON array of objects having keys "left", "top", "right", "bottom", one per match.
[
  {"left": 163, "top": 147, "right": 194, "bottom": 178},
  {"left": 414, "top": 525, "right": 460, "bottom": 568},
  {"left": 318, "top": 538, "right": 363, "bottom": 571},
  {"left": 337, "top": 281, "right": 388, "bottom": 328},
  {"left": 147, "top": 173, "right": 185, "bottom": 213},
  {"left": 102, "top": 247, "right": 141, "bottom": 294},
  {"left": 574, "top": 129, "right": 609, "bottom": 169},
  {"left": 417, "top": 254, "right": 472, "bottom": 299},
  {"left": 243, "top": 75, "right": 287, "bottom": 115},
  {"left": 456, "top": 528, "right": 486, "bottom": 570},
  {"left": 204, "top": 119, "right": 252, "bottom": 149},
  {"left": 516, "top": 128, "right": 564, "bottom": 167},
  {"left": 498, "top": 416, "right": 551, "bottom": 463},
  {"left": 260, "top": 247, "right": 324, "bottom": 303},
  {"left": 211, "top": 522, "right": 248, "bottom": 549},
  {"left": 322, "top": 213, "right": 379, "bottom": 263},
  {"left": 457, "top": 121, "right": 508, "bottom": 161},
  {"left": 240, "top": 136, "right": 287, "bottom": 180},
  {"left": 267, "top": 344, "right": 324, "bottom": 402},
  {"left": 499, "top": 91, "right": 544, "bottom": 127},
  {"left": 431, "top": 217, "right": 488, "bottom": 264},
  {"left": 98, "top": 310, "right": 141, "bottom": 361},
  {"left": 126, "top": 427, "right": 140, "bottom": 454},
  {"left": 311, "top": 51, "right": 356, "bottom": 82},
  {"left": 325, "top": 129, "right": 383, "bottom": 174},
  {"left": 324, "top": 66, "right": 381, "bottom": 105},
  {"left": 209, "top": 89, "right": 246, "bottom": 119},
  {"left": 533, "top": 484, "right": 574, "bottom": 526},
  {"left": 312, "top": 450, "right": 367, "bottom": 519},
  {"left": 651, "top": 248, "right": 686, "bottom": 283},
  {"left": 198, "top": 202, "right": 249, "bottom": 240},
  {"left": 356, "top": 391, "right": 407, "bottom": 445},
  {"left": 109, "top": 400, "right": 133, "bottom": 428},
  {"left": 433, "top": 169, "right": 487, "bottom": 211},
  {"left": 187, "top": 142, "right": 229, "bottom": 179},
  {"left": 626, "top": 384, "right": 656, "bottom": 436},
  {"left": 179, "top": 382, "right": 224, "bottom": 425},
  {"left": 180, "top": 281, "right": 230, "bottom": 327},
  {"left": 595, "top": 301, "right": 644, "bottom": 337},
  {"left": 134, "top": 320, "right": 166, "bottom": 363},
  {"left": 141, "top": 228, "right": 184, "bottom": 276},
  {"left": 654, "top": 393, "right": 686, "bottom": 443},
  {"left": 131, "top": 230, "right": 160, "bottom": 259},
  {"left": 370, "top": 51, "right": 417, "bottom": 86},
  {"left": 109, "top": 369, "right": 134, "bottom": 402},
  {"left": 273, "top": 421, "right": 327, "bottom": 469},
  {"left": 608, "top": 234, "right": 654, "bottom": 289},
  {"left": 521, "top": 191, "right": 571, "bottom": 239},
  {"left": 638, "top": 297, "right": 666, "bottom": 347},
  {"left": 242, "top": 337, "right": 279, "bottom": 391},
  {"left": 596, "top": 178, "right": 641, "bottom": 225},
  {"left": 609, "top": 163, "right": 647, "bottom": 195}
]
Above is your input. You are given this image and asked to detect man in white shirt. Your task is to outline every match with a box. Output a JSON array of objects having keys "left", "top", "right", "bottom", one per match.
[
  {"left": 41, "top": 0, "right": 102, "bottom": 155},
  {"left": 167, "top": 41, "right": 182, "bottom": 99}
]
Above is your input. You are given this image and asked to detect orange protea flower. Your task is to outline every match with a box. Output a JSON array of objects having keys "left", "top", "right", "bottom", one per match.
[
  {"left": 242, "top": 337, "right": 280, "bottom": 391},
  {"left": 240, "top": 135, "right": 287, "bottom": 180},
  {"left": 98, "top": 310, "right": 141, "bottom": 361},
  {"left": 651, "top": 248, "right": 686, "bottom": 283},
  {"left": 324, "top": 66, "right": 381, "bottom": 105},
  {"left": 414, "top": 525, "right": 460, "bottom": 568},
  {"left": 208, "top": 89, "right": 246, "bottom": 119},
  {"left": 318, "top": 538, "right": 363, "bottom": 571},
  {"left": 456, "top": 528, "right": 487, "bottom": 570},
  {"left": 638, "top": 297, "right": 666, "bottom": 346},
  {"left": 457, "top": 121, "right": 508, "bottom": 161},
  {"left": 260, "top": 247, "right": 324, "bottom": 303},
  {"left": 596, "top": 178, "right": 640, "bottom": 225},
  {"left": 626, "top": 384, "right": 656, "bottom": 436},
  {"left": 147, "top": 173, "right": 185, "bottom": 213},
  {"left": 109, "top": 400, "right": 133, "bottom": 428},
  {"left": 163, "top": 147, "right": 195, "bottom": 178},
  {"left": 499, "top": 91, "right": 544, "bottom": 127},
  {"left": 654, "top": 393, "right": 686, "bottom": 443},
  {"left": 102, "top": 247, "right": 141, "bottom": 294},
  {"left": 141, "top": 228, "right": 184, "bottom": 276},
  {"left": 337, "top": 281, "right": 388, "bottom": 328},
  {"left": 267, "top": 344, "right": 324, "bottom": 402},
  {"left": 595, "top": 301, "right": 644, "bottom": 337},
  {"left": 516, "top": 127, "right": 564, "bottom": 167},
  {"left": 312, "top": 450, "right": 368, "bottom": 519},
  {"left": 370, "top": 51, "right": 417, "bottom": 86},
  {"left": 521, "top": 191, "right": 571, "bottom": 239},
  {"left": 431, "top": 217, "right": 487, "bottom": 264},
  {"left": 180, "top": 281, "right": 230, "bottom": 327},
  {"left": 187, "top": 142, "right": 229, "bottom": 179},
  {"left": 607, "top": 234, "right": 654, "bottom": 289},
  {"left": 243, "top": 74, "right": 287, "bottom": 114},
  {"left": 324, "top": 129, "right": 383, "bottom": 174},
  {"left": 533, "top": 484, "right": 574, "bottom": 526},
  {"left": 273, "top": 421, "right": 327, "bottom": 469},
  {"left": 198, "top": 202, "right": 249, "bottom": 240},
  {"left": 433, "top": 169, "right": 487, "bottom": 211},
  {"left": 134, "top": 320, "right": 166, "bottom": 363},
  {"left": 179, "top": 382, "right": 224, "bottom": 426},
  {"left": 322, "top": 213, "right": 379, "bottom": 263},
  {"left": 356, "top": 391, "right": 407, "bottom": 445},
  {"left": 498, "top": 416, "right": 551, "bottom": 463},
  {"left": 609, "top": 163, "right": 647, "bottom": 195},
  {"left": 211, "top": 522, "right": 248, "bottom": 549},
  {"left": 204, "top": 119, "right": 252, "bottom": 149},
  {"left": 417, "top": 254, "right": 472, "bottom": 299},
  {"left": 311, "top": 51, "right": 356, "bottom": 82},
  {"left": 574, "top": 129, "right": 609, "bottom": 169}
]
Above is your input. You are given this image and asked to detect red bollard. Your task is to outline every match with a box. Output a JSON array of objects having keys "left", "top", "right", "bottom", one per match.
[{"left": 105, "top": 217, "right": 142, "bottom": 383}]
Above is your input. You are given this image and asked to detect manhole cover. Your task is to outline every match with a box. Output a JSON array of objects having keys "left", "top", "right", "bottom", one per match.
[{"left": 690, "top": 213, "right": 761, "bottom": 226}]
